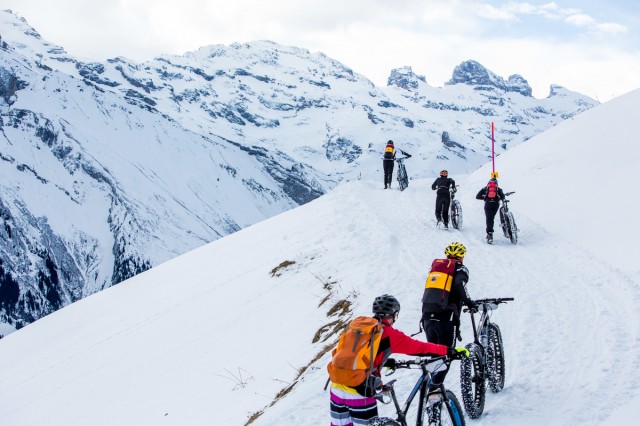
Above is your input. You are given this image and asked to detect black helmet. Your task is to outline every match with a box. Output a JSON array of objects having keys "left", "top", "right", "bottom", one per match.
[
  {"left": 387, "top": 140, "right": 394, "bottom": 145},
  {"left": 372, "top": 294, "right": 400, "bottom": 316}
]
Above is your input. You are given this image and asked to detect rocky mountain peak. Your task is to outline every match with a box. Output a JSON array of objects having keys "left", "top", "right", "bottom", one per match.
[
  {"left": 447, "top": 60, "right": 533, "bottom": 96},
  {"left": 387, "top": 66, "right": 426, "bottom": 90}
]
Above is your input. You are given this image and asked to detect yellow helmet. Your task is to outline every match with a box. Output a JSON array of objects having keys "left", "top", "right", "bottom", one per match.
[
  {"left": 444, "top": 242, "right": 467, "bottom": 259},
  {"left": 491, "top": 171, "right": 499, "bottom": 179}
]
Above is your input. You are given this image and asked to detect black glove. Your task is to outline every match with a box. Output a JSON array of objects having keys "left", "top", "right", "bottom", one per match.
[
  {"left": 447, "top": 347, "right": 470, "bottom": 360},
  {"left": 383, "top": 357, "right": 397, "bottom": 369},
  {"left": 468, "top": 301, "right": 479, "bottom": 313}
]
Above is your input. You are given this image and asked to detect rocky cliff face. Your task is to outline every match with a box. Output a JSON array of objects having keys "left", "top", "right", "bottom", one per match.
[{"left": 0, "top": 10, "right": 597, "bottom": 333}]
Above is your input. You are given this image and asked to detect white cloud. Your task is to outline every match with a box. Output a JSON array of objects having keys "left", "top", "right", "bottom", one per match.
[
  {"left": 593, "top": 22, "right": 629, "bottom": 35},
  {"left": 566, "top": 13, "right": 596, "bottom": 27},
  {"left": 1, "top": 0, "right": 637, "bottom": 101}
]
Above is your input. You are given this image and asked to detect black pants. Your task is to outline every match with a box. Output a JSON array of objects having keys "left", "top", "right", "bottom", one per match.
[
  {"left": 435, "top": 194, "right": 451, "bottom": 225},
  {"left": 484, "top": 201, "right": 500, "bottom": 234},
  {"left": 383, "top": 160, "right": 394, "bottom": 187},
  {"left": 423, "top": 316, "right": 457, "bottom": 388}
]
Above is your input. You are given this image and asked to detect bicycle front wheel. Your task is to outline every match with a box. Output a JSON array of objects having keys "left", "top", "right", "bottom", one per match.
[
  {"left": 460, "top": 343, "right": 485, "bottom": 419},
  {"left": 397, "top": 164, "right": 408, "bottom": 191},
  {"left": 442, "top": 390, "right": 466, "bottom": 426},
  {"left": 451, "top": 200, "right": 463, "bottom": 229},
  {"left": 487, "top": 323, "right": 506, "bottom": 392},
  {"left": 505, "top": 212, "right": 518, "bottom": 244},
  {"left": 499, "top": 207, "right": 509, "bottom": 238},
  {"left": 369, "top": 417, "right": 401, "bottom": 426}
]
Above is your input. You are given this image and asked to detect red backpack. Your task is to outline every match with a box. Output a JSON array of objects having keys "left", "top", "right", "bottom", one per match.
[{"left": 486, "top": 180, "right": 498, "bottom": 199}]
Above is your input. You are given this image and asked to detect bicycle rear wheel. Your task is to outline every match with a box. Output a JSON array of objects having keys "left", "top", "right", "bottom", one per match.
[
  {"left": 487, "top": 323, "right": 506, "bottom": 392},
  {"left": 451, "top": 200, "right": 463, "bottom": 229},
  {"left": 460, "top": 343, "right": 485, "bottom": 419}
]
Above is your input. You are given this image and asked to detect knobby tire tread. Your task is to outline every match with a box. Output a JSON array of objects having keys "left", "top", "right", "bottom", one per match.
[
  {"left": 487, "top": 323, "right": 506, "bottom": 392},
  {"left": 460, "top": 343, "right": 485, "bottom": 419}
]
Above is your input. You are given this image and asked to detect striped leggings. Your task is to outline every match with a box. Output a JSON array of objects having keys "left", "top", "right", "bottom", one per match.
[{"left": 330, "top": 387, "right": 378, "bottom": 425}]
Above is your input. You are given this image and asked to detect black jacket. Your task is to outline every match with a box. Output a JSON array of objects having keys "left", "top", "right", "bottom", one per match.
[
  {"left": 422, "top": 262, "right": 474, "bottom": 320},
  {"left": 476, "top": 185, "right": 505, "bottom": 203},
  {"left": 432, "top": 177, "right": 456, "bottom": 196}
]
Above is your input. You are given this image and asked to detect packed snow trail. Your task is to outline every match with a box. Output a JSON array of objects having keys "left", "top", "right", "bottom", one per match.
[{"left": 253, "top": 178, "right": 640, "bottom": 425}]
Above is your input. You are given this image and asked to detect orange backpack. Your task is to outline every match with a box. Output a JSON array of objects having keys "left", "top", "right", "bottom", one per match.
[{"left": 327, "top": 316, "right": 383, "bottom": 387}]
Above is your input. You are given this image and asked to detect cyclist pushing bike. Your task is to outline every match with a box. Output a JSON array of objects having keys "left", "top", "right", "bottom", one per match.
[
  {"left": 475, "top": 172, "right": 506, "bottom": 244},
  {"left": 431, "top": 170, "right": 456, "bottom": 229},
  {"left": 328, "top": 294, "right": 468, "bottom": 426},
  {"left": 421, "top": 242, "right": 478, "bottom": 401}
]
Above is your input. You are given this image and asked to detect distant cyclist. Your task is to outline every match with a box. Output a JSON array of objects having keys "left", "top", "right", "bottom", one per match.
[
  {"left": 476, "top": 172, "right": 506, "bottom": 243},
  {"left": 382, "top": 140, "right": 396, "bottom": 189},
  {"left": 431, "top": 170, "right": 456, "bottom": 229}
]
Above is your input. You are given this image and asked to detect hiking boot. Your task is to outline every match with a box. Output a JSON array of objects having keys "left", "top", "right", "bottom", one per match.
[
  {"left": 444, "top": 223, "right": 449, "bottom": 230},
  {"left": 487, "top": 232, "right": 493, "bottom": 244},
  {"left": 384, "top": 184, "right": 388, "bottom": 189}
]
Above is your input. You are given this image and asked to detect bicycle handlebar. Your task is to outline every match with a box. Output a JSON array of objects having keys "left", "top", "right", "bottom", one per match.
[
  {"left": 504, "top": 191, "right": 515, "bottom": 196},
  {"left": 463, "top": 297, "right": 514, "bottom": 313},
  {"left": 475, "top": 297, "right": 514, "bottom": 304},
  {"left": 391, "top": 355, "right": 453, "bottom": 370}
]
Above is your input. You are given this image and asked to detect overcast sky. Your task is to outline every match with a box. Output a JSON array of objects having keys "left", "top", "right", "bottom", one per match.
[{"left": 3, "top": 0, "right": 639, "bottom": 101}]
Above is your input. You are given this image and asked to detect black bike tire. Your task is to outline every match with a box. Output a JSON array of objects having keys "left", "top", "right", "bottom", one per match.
[
  {"left": 444, "top": 389, "right": 467, "bottom": 426},
  {"left": 451, "top": 200, "right": 463, "bottom": 229},
  {"left": 369, "top": 417, "right": 401, "bottom": 426},
  {"left": 397, "top": 164, "right": 408, "bottom": 191},
  {"left": 460, "top": 343, "right": 486, "bottom": 419},
  {"left": 499, "top": 207, "right": 509, "bottom": 238},
  {"left": 505, "top": 212, "right": 518, "bottom": 245},
  {"left": 487, "top": 323, "right": 506, "bottom": 392}
]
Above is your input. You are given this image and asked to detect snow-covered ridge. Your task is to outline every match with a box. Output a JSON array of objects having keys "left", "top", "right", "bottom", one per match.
[
  {"left": 0, "top": 9, "right": 598, "bottom": 332},
  {"left": 0, "top": 89, "right": 638, "bottom": 425}
]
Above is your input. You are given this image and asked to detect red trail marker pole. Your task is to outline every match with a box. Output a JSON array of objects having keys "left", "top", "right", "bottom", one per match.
[{"left": 491, "top": 122, "right": 496, "bottom": 175}]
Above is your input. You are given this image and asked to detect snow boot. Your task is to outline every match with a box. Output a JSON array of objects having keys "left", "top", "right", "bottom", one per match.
[{"left": 487, "top": 232, "right": 493, "bottom": 244}]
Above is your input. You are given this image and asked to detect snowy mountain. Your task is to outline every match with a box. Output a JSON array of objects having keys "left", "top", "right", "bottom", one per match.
[
  {"left": 0, "top": 9, "right": 598, "bottom": 332},
  {"left": 0, "top": 88, "right": 637, "bottom": 425}
]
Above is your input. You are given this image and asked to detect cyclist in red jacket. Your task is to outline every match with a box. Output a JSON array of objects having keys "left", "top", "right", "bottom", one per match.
[{"left": 329, "top": 294, "right": 466, "bottom": 425}]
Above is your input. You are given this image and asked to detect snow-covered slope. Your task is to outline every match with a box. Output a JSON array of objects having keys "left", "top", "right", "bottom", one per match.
[
  {"left": 0, "top": 8, "right": 598, "bottom": 332},
  {"left": 0, "top": 90, "right": 638, "bottom": 425}
]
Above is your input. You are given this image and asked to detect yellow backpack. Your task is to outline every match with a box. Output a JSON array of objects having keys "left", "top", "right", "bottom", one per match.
[
  {"left": 327, "top": 316, "right": 383, "bottom": 387},
  {"left": 422, "top": 259, "right": 458, "bottom": 311}
]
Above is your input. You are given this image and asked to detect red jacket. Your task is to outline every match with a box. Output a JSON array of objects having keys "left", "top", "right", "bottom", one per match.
[{"left": 373, "top": 319, "right": 448, "bottom": 372}]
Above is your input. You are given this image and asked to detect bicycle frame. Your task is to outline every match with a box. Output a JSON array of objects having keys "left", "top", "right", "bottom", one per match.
[
  {"left": 377, "top": 357, "right": 456, "bottom": 426},
  {"left": 467, "top": 298, "right": 514, "bottom": 346}
]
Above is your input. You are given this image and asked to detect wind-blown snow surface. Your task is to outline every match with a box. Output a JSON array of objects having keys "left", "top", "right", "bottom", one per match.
[{"left": 0, "top": 90, "right": 639, "bottom": 425}]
